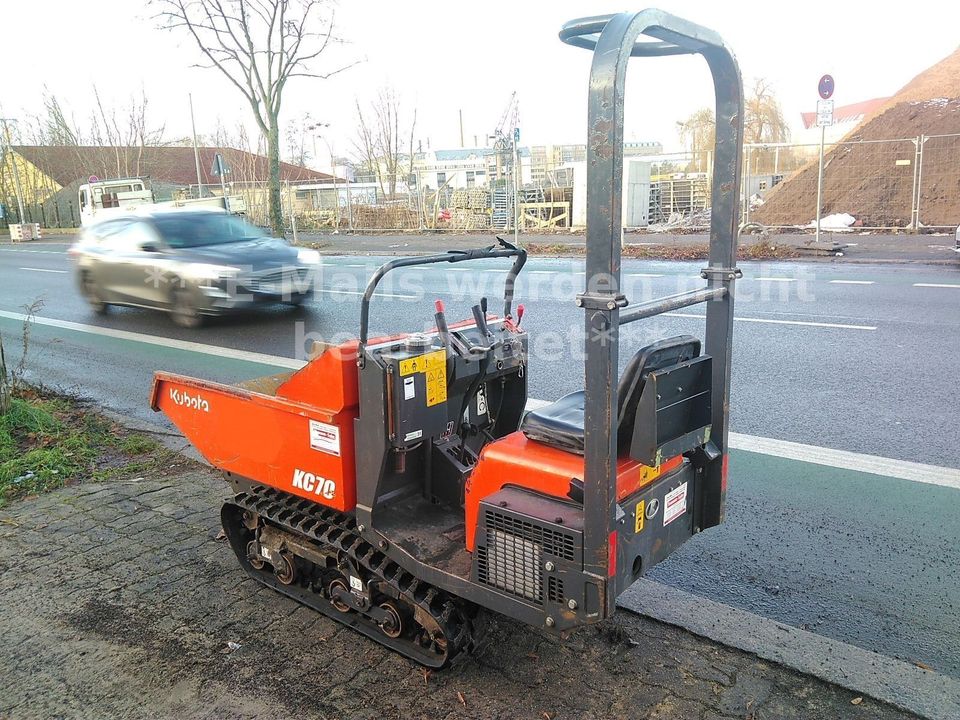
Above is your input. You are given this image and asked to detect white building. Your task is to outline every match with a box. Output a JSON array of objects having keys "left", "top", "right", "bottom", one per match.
[{"left": 414, "top": 148, "right": 532, "bottom": 189}]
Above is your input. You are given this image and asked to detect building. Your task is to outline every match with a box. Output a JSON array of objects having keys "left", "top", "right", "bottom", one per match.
[
  {"left": 529, "top": 141, "right": 663, "bottom": 185},
  {"left": 0, "top": 145, "right": 334, "bottom": 227},
  {"left": 412, "top": 147, "right": 534, "bottom": 190},
  {"left": 796, "top": 97, "right": 889, "bottom": 145}
]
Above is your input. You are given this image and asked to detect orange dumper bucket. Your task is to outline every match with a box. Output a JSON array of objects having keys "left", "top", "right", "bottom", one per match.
[{"left": 150, "top": 342, "right": 360, "bottom": 512}]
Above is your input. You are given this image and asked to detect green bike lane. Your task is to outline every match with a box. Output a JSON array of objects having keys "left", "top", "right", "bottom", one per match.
[{"left": 2, "top": 311, "right": 959, "bottom": 704}]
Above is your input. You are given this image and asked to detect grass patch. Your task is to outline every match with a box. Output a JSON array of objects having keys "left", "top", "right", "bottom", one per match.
[{"left": 0, "top": 387, "right": 175, "bottom": 509}]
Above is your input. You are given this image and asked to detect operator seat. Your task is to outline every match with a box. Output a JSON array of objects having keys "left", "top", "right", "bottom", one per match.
[{"left": 520, "top": 335, "right": 701, "bottom": 455}]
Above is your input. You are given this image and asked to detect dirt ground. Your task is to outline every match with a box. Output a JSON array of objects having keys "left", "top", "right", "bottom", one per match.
[{"left": 0, "top": 470, "right": 920, "bottom": 720}]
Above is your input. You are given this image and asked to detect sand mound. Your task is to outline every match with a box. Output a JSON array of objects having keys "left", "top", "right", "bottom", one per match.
[{"left": 754, "top": 47, "right": 960, "bottom": 228}]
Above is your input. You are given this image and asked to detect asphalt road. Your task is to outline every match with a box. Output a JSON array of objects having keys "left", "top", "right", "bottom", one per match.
[{"left": 2, "top": 241, "right": 959, "bottom": 678}]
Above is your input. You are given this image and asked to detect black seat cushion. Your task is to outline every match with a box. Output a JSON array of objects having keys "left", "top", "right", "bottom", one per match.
[
  {"left": 520, "top": 335, "right": 701, "bottom": 455},
  {"left": 520, "top": 391, "right": 587, "bottom": 453}
]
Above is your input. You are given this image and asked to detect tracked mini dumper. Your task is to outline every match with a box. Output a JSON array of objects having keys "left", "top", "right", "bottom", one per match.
[{"left": 151, "top": 9, "right": 744, "bottom": 667}]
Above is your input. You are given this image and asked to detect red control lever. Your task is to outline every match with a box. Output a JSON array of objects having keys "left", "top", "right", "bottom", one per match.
[
  {"left": 435, "top": 299, "right": 445, "bottom": 313},
  {"left": 516, "top": 304, "right": 525, "bottom": 327}
]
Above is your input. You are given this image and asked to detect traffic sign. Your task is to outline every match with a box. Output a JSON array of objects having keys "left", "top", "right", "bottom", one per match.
[
  {"left": 816, "top": 99, "right": 834, "bottom": 127},
  {"left": 818, "top": 74, "right": 835, "bottom": 100},
  {"left": 211, "top": 153, "right": 231, "bottom": 177}
]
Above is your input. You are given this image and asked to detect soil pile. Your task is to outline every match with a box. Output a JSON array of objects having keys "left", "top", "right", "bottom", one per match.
[{"left": 755, "top": 47, "right": 960, "bottom": 228}]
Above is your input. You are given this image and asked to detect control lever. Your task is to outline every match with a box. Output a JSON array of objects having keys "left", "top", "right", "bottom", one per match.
[
  {"left": 480, "top": 296, "right": 488, "bottom": 314},
  {"left": 434, "top": 299, "right": 451, "bottom": 348},
  {"left": 435, "top": 299, "right": 470, "bottom": 356},
  {"left": 516, "top": 303, "right": 525, "bottom": 328},
  {"left": 472, "top": 303, "right": 491, "bottom": 337}
]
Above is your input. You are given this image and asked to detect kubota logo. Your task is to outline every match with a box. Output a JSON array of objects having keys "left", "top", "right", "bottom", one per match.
[
  {"left": 169, "top": 388, "right": 210, "bottom": 412},
  {"left": 292, "top": 468, "right": 336, "bottom": 500}
]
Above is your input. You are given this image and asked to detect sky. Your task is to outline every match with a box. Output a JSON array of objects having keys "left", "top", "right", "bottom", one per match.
[{"left": 3, "top": 0, "right": 959, "bottom": 170}]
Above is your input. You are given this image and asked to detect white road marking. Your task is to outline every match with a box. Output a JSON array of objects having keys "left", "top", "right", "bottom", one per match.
[
  {"left": 627, "top": 273, "right": 664, "bottom": 278},
  {"left": 666, "top": 312, "right": 877, "bottom": 331},
  {"left": 0, "top": 248, "right": 64, "bottom": 254},
  {"left": 914, "top": 283, "right": 960, "bottom": 289},
  {"left": 829, "top": 280, "right": 875, "bottom": 285},
  {"left": 529, "top": 270, "right": 555, "bottom": 274},
  {"left": 525, "top": 399, "right": 959, "bottom": 489},
  {"left": 322, "top": 288, "right": 416, "bottom": 299},
  {"left": 755, "top": 277, "right": 795, "bottom": 282},
  {"left": 0, "top": 310, "right": 305, "bottom": 369},
  {"left": 729, "top": 432, "right": 960, "bottom": 490},
  {"left": 20, "top": 267, "right": 68, "bottom": 274}
]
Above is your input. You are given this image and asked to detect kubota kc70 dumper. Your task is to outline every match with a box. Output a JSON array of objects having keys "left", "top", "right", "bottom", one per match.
[{"left": 152, "top": 9, "right": 743, "bottom": 666}]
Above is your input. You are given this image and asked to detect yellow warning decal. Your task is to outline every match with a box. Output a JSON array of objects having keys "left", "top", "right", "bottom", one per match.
[
  {"left": 426, "top": 366, "right": 447, "bottom": 407},
  {"left": 399, "top": 350, "right": 447, "bottom": 406},
  {"left": 399, "top": 349, "right": 445, "bottom": 376},
  {"left": 635, "top": 500, "right": 645, "bottom": 534}
]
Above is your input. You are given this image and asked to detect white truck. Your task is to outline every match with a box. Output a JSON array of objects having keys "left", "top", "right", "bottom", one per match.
[{"left": 78, "top": 177, "right": 246, "bottom": 226}]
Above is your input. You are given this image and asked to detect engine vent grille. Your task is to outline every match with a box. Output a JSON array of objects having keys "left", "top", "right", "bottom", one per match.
[
  {"left": 547, "top": 576, "right": 564, "bottom": 604},
  {"left": 483, "top": 509, "right": 576, "bottom": 561},
  {"left": 476, "top": 528, "right": 542, "bottom": 603}
]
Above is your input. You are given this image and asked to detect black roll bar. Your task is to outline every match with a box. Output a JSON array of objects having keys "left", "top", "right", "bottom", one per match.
[
  {"left": 560, "top": 10, "right": 743, "bottom": 614},
  {"left": 357, "top": 237, "right": 527, "bottom": 352}
]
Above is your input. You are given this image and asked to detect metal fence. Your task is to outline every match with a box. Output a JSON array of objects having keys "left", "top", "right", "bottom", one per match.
[
  {"left": 746, "top": 133, "right": 960, "bottom": 231},
  {"left": 4, "top": 134, "right": 958, "bottom": 234}
]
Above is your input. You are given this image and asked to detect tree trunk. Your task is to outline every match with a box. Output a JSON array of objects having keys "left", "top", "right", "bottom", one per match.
[
  {"left": 267, "top": 117, "right": 284, "bottom": 236},
  {"left": 0, "top": 334, "right": 10, "bottom": 416}
]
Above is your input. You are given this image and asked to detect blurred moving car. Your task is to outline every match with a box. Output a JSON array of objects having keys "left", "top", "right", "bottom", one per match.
[{"left": 69, "top": 210, "right": 320, "bottom": 328}]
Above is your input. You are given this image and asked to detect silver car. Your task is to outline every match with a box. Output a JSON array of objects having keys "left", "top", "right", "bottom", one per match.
[{"left": 70, "top": 210, "right": 320, "bottom": 328}]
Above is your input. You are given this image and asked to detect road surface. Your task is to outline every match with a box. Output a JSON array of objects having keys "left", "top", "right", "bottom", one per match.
[{"left": 2, "top": 240, "right": 959, "bottom": 682}]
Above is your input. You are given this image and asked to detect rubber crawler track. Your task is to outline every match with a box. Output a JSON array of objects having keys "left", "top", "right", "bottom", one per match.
[{"left": 220, "top": 484, "right": 483, "bottom": 668}]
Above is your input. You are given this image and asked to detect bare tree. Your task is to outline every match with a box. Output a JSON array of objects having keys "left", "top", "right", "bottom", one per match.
[
  {"left": 352, "top": 89, "right": 416, "bottom": 198},
  {"left": 744, "top": 78, "right": 789, "bottom": 145},
  {"left": 156, "top": 0, "right": 353, "bottom": 235},
  {"left": 676, "top": 107, "right": 715, "bottom": 173},
  {"left": 90, "top": 87, "right": 167, "bottom": 178},
  {"left": 743, "top": 78, "right": 790, "bottom": 175},
  {"left": 284, "top": 114, "right": 311, "bottom": 167}
]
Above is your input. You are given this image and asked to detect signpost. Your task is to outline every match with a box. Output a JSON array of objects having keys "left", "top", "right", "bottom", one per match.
[
  {"left": 212, "top": 153, "right": 229, "bottom": 208},
  {"left": 815, "top": 75, "right": 834, "bottom": 243}
]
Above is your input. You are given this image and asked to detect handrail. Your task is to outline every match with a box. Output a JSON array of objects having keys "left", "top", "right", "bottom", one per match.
[
  {"left": 619, "top": 287, "right": 726, "bottom": 325},
  {"left": 357, "top": 237, "right": 526, "bottom": 352}
]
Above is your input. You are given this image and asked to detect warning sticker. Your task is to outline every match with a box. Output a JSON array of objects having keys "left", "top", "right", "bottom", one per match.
[
  {"left": 663, "top": 482, "right": 688, "bottom": 526},
  {"left": 399, "top": 349, "right": 447, "bottom": 406},
  {"left": 309, "top": 419, "right": 341, "bottom": 457},
  {"left": 634, "top": 500, "right": 645, "bottom": 534},
  {"left": 426, "top": 367, "right": 447, "bottom": 407},
  {"left": 403, "top": 376, "right": 415, "bottom": 400},
  {"left": 399, "top": 349, "right": 445, "bottom": 376}
]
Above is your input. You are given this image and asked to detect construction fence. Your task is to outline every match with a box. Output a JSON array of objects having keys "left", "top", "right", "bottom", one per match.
[
  {"left": 3, "top": 134, "right": 957, "bottom": 234},
  {"left": 745, "top": 133, "right": 960, "bottom": 231}
]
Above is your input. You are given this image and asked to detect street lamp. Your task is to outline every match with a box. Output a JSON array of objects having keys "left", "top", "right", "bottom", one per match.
[{"left": 307, "top": 122, "right": 341, "bottom": 234}]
